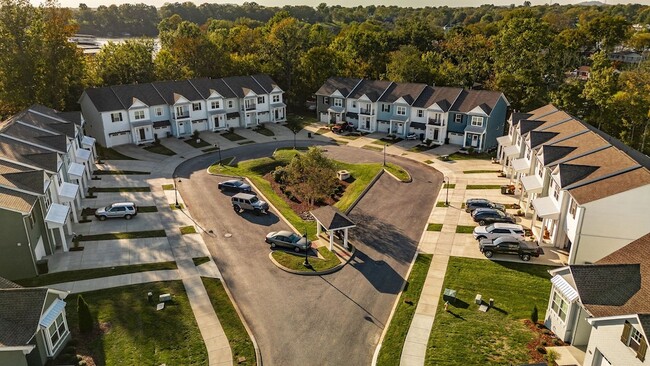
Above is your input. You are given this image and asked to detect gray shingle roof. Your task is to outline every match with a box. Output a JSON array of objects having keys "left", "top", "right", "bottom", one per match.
[
  {"left": 315, "top": 77, "right": 362, "bottom": 97},
  {"left": 412, "top": 86, "right": 463, "bottom": 110},
  {"left": 310, "top": 205, "right": 356, "bottom": 230},
  {"left": 188, "top": 78, "right": 237, "bottom": 99},
  {"left": 252, "top": 74, "right": 280, "bottom": 93},
  {"left": 378, "top": 82, "right": 427, "bottom": 105},
  {"left": 528, "top": 131, "right": 559, "bottom": 149},
  {"left": 510, "top": 112, "right": 533, "bottom": 126},
  {"left": 221, "top": 75, "right": 267, "bottom": 98},
  {"left": 518, "top": 120, "right": 546, "bottom": 136},
  {"left": 0, "top": 286, "right": 48, "bottom": 347},
  {"left": 56, "top": 111, "right": 82, "bottom": 126},
  {"left": 347, "top": 79, "right": 392, "bottom": 101},
  {"left": 451, "top": 89, "right": 503, "bottom": 114},
  {"left": 555, "top": 164, "right": 600, "bottom": 188},
  {"left": 151, "top": 80, "right": 203, "bottom": 104},
  {"left": 110, "top": 83, "right": 167, "bottom": 108},
  {"left": 539, "top": 145, "right": 577, "bottom": 165},
  {"left": 0, "top": 136, "right": 59, "bottom": 172},
  {"left": 1, "top": 123, "right": 67, "bottom": 153}
]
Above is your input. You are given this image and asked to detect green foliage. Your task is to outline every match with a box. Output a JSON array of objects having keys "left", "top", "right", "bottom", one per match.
[
  {"left": 93, "top": 39, "right": 155, "bottom": 86},
  {"left": 531, "top": 305, "right": 539, "bottom": 324},
  {"left": 77, "top": 295, "right": 93, "bottom": 333},
  {"left": 284, "top": 147, "right": 338, "bottom": 206}
]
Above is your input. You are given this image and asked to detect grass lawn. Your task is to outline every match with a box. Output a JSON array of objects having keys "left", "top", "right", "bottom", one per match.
[
  {"left": 162, "top": 184, "right": 174, "bottom": 190},
  {"left": 362, "top": 144, "right": 384, "bottom": 152},
  {"left": 192, "top": 256, "right": 211, "bottom": 266},
  {"left": 65, "top": 281, "right": 207, "bottom": 365},
  {"left": 385, "top": 163, "right": 410, "bottom": 182},
  {"left": 138, "top": 206, "right": 158, "bottom": 213},
  {"left": 315, "top": 127, "right": 331, "bottom": 135},
  {"left": 76, "top": 230, "right": 167, "bottom": 241},
  {"left": 144, "top": 144, "right": 176, "bottom": 156},
  {"left": 286, "top": 113, "right": 317, "bottom": 131},
  {"left": 90, "top": 187, "right": 151, "bottom": 193},
  {"left": 185, "top": 138, "right": 211, "bottom": 149},
  {"left": 14, "top": 262, "right": 177, "bottom": 287},
  {"left": 201, "top": 278, "right": 256, "bottom": 365},
  {"left": 408, "top": 145, "right": 432, "bottom": 153},
  {"left": 180, "top": 225, "right": 197, "bottom": 235},
  {"left": 448, "top": 152, "right": 496, "bottom": 160},
  {"left": 377, "top": 254, "right": 432, "bottom": 366},
  {"left": 444, "top": 183, "right": 456, "bottom": 189},
  {"left": 253, "top": 126, "right": 275, "bottom": 136},
  {"left": 425, "top": 257, "right": 553, "bottom": 365},
  {"left": 170, "top": 203, "right": 185, "bottom": 210},
  {"left": 221, "top": 131, "right": 246, "bottom": 141},
  {"left": 424, "top": 159, "right": 434, "bottom": 164},
  {"left": 93, "top": 170, "right": 150, "bottom": 175},
  {"left": 463, "top": 169, "right": 502, "bottom": 174},
  {"left": 271, "top": 246, "right": 340, "bottom": 272},
  {"left": 427, "top": 223, "right": 443, "bottom": 231},
  {"left": 436, "top": 201, "right": 448, "bottom": 207},
  {"left": 455, "top": 225, "right": 476, "bottom": 234},
  {"left": 371, "top": 137, "right": 403, "bottom": 146},
  {"left": 208, "top": 149, "right": 382, "bottom": 238},
  {"left": 97, "top": 145, "right": 136, "bottom": 160},
  {"left": 466, "top": 184, "right": 502, "bottom": 190}
]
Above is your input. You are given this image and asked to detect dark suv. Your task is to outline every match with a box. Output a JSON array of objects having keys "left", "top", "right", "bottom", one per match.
[
  {"left": 465, "top": 198, "right": 506, "bottom": 213},
  {"left": 471, "top": 208, "right": 516, "bottom": 225},
  {"left": 479, "top": 236, "right": 544, "bottom": 261}
]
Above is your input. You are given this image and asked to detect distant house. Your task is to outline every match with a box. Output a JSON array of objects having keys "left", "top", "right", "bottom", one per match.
[
  {"left": 609, "top": 50, "right": 644, "bottom": 64},
  {"left": 79, "top": 74, "right": 286, "bottom": 147},
  {"left": 0, "top": 277, "right": 71, "bottom": 366},
  {"left": 544, "top": 233, "right": 650, "bottom": 366},
  {"left": 497, "top": 104, "right": 650, "bottom": 265},
  {"left": 315, "top": 77, "right": 509, "bottom": 152},
  {"left": 568, "top": 66, "right": 591, "bottom": 81}
]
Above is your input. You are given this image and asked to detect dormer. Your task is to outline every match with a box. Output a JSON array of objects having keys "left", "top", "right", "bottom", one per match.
[
  {"left": 330, "top": 90, "right": 345, "bottom": 99},
  {"left": 469, "top": 104, "right": 489, "bottom": 117},
  {"left": 393, "top": 97, "right": 409, "bottom": 105}
]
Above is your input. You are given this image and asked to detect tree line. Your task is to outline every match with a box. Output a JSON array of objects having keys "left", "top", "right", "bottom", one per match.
[{"left": 0, "top": 0, "right": 649, "bottom": 153}]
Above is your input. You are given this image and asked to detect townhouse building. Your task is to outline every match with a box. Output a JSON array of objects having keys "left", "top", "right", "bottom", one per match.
[
  {"left": 497, "top": 104, "right": 650, "bottom": 265},
  {"left": 544, "top": 233, "right": 650, "bottom": 366},
  {"left": 0, "top": 105, "right": 95, "bottom": 280},
  {"left": 79, "top": 74, "right": 286, "bottom": 148},
  {"left": 315, "top": 77, "right": 509, "bottom": 152}
]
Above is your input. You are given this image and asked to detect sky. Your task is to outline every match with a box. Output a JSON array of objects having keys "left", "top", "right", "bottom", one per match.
[{"left": 52, "top": 0, "right": 650, "bottom": 10}]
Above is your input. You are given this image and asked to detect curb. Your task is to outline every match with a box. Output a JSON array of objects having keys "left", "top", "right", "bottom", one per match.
[
  {"left": 383, "top": 166, "right": 412, "bottom": 183},
  {"left": 345, "top": 169, "right": 384, "bottom": 215},
  {"left": 268, "top": 244, "right": 356, "bottom": 276}
]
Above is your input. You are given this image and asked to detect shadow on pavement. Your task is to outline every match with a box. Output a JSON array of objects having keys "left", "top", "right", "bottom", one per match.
[
  {"left": 348, "top": 250, "right": 404, "bottom": 295},
  {"left": 237, "top": 211, "right": 280, "bottom": 226},
  {"left": 348, "top": 211, "right": 417, "bottom": 264}
]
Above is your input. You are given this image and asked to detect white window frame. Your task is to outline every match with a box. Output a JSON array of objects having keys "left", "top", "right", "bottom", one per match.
[
  {"left": 455, "top": 114, "right": 462, "bottom": 123},
  {"left": 352, "top": 101, "right": 357, "bottom": 108},
  {"left": 110, "top": 112, "right": 122, "bottom": 122},
  {"left": 569, "top": 198, "right": 577, "bottom": 218},
  {"left": 396, "top": 106, "right": 406, "bottom": 116},
  {"left": 210, "top": 100, "right": 221, "bottom": 110},
  {"left": 381, "top": 104, "right": 391, "bottom": 113},
  {"left": 133, "top": 110, "right": 145, "bottom": 120},
  {"left": 257, "top": 96, "right": 265, "bottom": 104},
  {"left": 272, "top": 94, "right": 280, "bottom": 103},
  {"left": 323, "top": 97, "right": 329, "bottom": 104},
  {"left": 154, "top": 107, "right": 163, "bottom": 116},
  {"left": 471, "top": 116, "right": 483, "bottom": 127},
  {"left": 192, "top": 102, "right": 202, "bottom": 111},
  {"left": 333, "top": 98, "right": 343, "bottom": 107},
  {"left": 550, "top": 290, "right": 568, "bottom": 322},
  {"left": 228, "top": 100, "right": 234, "bottom": 109},
  {"left": 553, "top": 181, "right": 560, "bottom": 201},
  {"left": 45, "top": 312, "right": 69, "bottom": 356},
  {"left": 417, "top": 110, "right": 424, "bottom": 118},
  {"left": 629, "top": 327, "right": 643, "bottom": 352},
  {"left": 175, "top": 106, "right": 187, "bottom": 118}
]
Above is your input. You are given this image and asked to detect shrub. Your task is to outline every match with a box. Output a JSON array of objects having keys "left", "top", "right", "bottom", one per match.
[
  {"left": 77, "top": 295, "right": 93, "bottom": 333},
  {"left": 192, "top": 130, "right": 200, "bottom": 139},
  {"left": 531, "top": 305, "right": 539, "bottom": 324},
  {"left": 273, "top": 166, "right": 287, "bottom": 183},
  {"left": 541, "top": 340, "right": 547, "bottom": 346},
  {"left": 546, "top": 349, "right": 560, "bottom": 365},
  {"left": 552, "top": 338, "right": 563, "bottom": 346},
  {"left": 541, "top": 328, "right": 551, "bottom": 335},
  {"left": 468, "top": 147, "right": 475, "bottom": 154},
  {"left": 536, "top": 345, "right": 547, "bottom": 354},
  {"left": 228, "top": 127, "right": 235, "bottom": 133}
]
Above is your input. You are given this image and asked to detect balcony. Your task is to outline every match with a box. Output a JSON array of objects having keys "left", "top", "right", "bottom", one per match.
[
  {"left": 243, "top": 102, "right": 257, "bottom": 111},
  {"left": 359, "top": 108, "right": 374, "bottom": 115},
  {"left": 172, "top": 112, "right": 190, "bottom": 120},
  {"left": 428, "top": 118, "right": 445, "bottom": 126}
]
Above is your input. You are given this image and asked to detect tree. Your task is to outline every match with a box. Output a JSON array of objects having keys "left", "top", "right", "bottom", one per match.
[
  {"left": 386, "top": 45, "right": 431, "bottom": 83},
  {"left": 582, "top": 51, "right": 620, "bottom": 133},
  {"left": 531, "top": 305, "right": 539, "bottom": 324},
  {"left": 284, "top": 148, "right": 339, "bottom": 206},
  {"left": 295, "top": 46, "right": 343, "bottom": 105},
  {"left": 93, "top": 39, "right": 155, "bottom": 86},
  {"left": 77, "top": 295, "right": 93, "bottom": 333},
  {"left": 612, "top": 63, "right": 650, "bottom": 154}
]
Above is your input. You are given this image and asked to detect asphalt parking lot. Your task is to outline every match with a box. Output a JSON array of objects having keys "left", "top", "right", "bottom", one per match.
[{"left": 175, "top": 141, "right": 441, "bottom": 366}]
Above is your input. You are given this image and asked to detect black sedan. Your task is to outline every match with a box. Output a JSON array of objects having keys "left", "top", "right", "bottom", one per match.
[
  {"left": 265, "top": 230, "right": 311, "bottom": 252},
  {"left": 465, "top": 198, "right": 506, "bottom": 213},
  {"left": 218, "top": 179, "right": 252, "bottom": 193},
  {"left": 471, "top": 208, "right": 516, "bottom": 226}
]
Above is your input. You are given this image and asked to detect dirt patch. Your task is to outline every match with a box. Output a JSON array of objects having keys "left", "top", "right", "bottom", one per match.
[
  {"left": 524, "top": 319, "right": 565, "bottom": 362},
  {"left": 263, "top": 172, "right": 348, "bottom": 219}
]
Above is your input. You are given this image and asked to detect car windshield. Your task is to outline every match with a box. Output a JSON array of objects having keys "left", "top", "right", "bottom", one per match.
[
  {"left": 232, "top": 181, "right": 242, "bottom": 186},
  {"left": 250, "top": 196, "right": 258, "bottom": 203},
  {"left": 288, "top": 234, "right": 301, "bottom": 243},
  {"left": 486, "top": 224, "right": 495, "bottom": 232}
]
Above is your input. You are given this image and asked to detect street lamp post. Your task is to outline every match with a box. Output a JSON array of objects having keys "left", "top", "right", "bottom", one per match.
[
  {"left": 214, "top": 144, "right": 222, "bottom": 165},
  {"left": 173, "top": 174, "right": 180, "bottom": 208},
  {"left": 383, "top": 144, "right": 387, "bottom": 166},
  {"left": 445, "top": 177, "right": 450, "bottom": 206},
  {"left": 302, "top": 232, "right": 311, "bottom": 268}
]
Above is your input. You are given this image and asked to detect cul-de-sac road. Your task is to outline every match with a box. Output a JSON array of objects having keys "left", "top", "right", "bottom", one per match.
[{"left": 175, "top": 141, "right": 442, "bottom": 366}]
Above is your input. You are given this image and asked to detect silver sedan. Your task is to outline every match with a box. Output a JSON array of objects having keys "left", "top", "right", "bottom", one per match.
[{"left": 265, "top": 230, "right": 311, "bottom": 252}]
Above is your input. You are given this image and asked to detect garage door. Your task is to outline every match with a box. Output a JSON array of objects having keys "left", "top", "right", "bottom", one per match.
[
  {"left": 192, "top": 120, "right": 208, "bottom": 132},
  {"left": 34, "top": 236, "right": 46, "bottom": 260},
  {"left": 108, "top": 131, "right": 131, "bottom": 147},
  {"left": 448, "top": 132, "right": 464, "bottom": 145}
]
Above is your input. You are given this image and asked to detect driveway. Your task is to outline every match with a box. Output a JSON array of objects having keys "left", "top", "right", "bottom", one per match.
[{"left": 174, "top": 141, "right": 441, "bottom": 365}]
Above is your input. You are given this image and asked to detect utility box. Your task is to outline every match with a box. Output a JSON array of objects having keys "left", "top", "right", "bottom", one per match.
[
  {"left": 337, "top": 170, "right": 350, "bottom": 181},
  {"left": 159, "top": 293, "right": 172, "bottom": 302}
]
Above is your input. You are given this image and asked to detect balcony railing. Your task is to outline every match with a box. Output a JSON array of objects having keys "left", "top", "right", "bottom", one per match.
[
  {"left": 172, "top": 112, "right": 190, "bottom": 119},
  {"left": 359, "top": 108, "right": 374, "bottom": 115},
  {"left": 428, "top": 118, "right": 445, "bottom": 126},
  {"left": 244, "top": 103, "right": 257, "bottom": 111}
]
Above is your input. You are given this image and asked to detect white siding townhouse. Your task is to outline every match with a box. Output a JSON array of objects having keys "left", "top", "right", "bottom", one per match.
[
  {"left": 497, "top": 104, "right": 650, "bottom": 265},
  {"left": 79, "top": 74, "right": 286, "bottom": 148},
  {"left": 315, "top": 77, "right": 510, "bottom": 152},
  {"left": 0, "top": 105, "right": 96, "bottom": 280},
  {"left": 544, "top": 233, "right": 650, "bottom": 366}
]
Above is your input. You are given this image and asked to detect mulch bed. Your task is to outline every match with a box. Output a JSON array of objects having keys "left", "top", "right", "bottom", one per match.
[
  {"left": 524, "top": 319, "right": 566, "bottom": 362},
  {"left": 263, "top": 173, "right": 349, "bottom": 220}
]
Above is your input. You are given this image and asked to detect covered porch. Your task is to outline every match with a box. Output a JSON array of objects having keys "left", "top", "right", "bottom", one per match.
[
  {"left": 326, "top": 106, "right": 345, "bottom": 124},
  {"left": 310, "top": 206, "right": 356, "bottom": 251},
  {"left": 45, "top": 203, "right": 72, "bottom": 252}
]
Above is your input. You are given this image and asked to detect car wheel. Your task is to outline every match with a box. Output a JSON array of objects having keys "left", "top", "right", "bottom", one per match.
[
  {"left": 270, "top": 242, "right": 276, "bottom": 248},
  {"left": 477, "top": 236, "right": 486, "bottom": 240},
  {"left": 479, "top": 220, "right": 486, "bottom": 226},
  {"left": 521, "top": 254, "right": 531, "bottom": 261},
  {"left": 254, "top": 208, "right": 261, "bottom": 216},
  {"left": 233, "top": 205, "right": 242, "bottom": 213},
  {"left": 483, "top": 250, "right": 494, "bottom": 258},
  {"left": 218, "top": 185, "right": 223, "bottom": 190},
  {"left": 294, "top": 246, "right": 301, "bottom": 253},
  {"left": 124, "top": 214, "right": 132, "bottom": 220},
  {"left": 465, "top": 208, "right": 471, "bottom": 213},
  {"left": 98, "top": 215, "right": 107, "bottom": 221}
]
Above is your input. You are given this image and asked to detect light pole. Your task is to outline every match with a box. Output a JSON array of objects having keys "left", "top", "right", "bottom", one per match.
[
  {"left": 214, "top": 144, "right": 222, "bottom": 165},
  {"left": 383, "top": 144, "right": 387, "bottom": 166},
  {"left": 445, "top": 177, "right": 450, "bottom": 206},
  {"left": 173, "top": 174, "right": 180, "bottom": 208},
  {"left": 302, "top": 232, "right": 311, "bottom": 268}
]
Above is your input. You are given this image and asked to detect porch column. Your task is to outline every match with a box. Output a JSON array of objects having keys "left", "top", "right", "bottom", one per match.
[
  {"left": 538, "top": 218, "right": 546, "bottom": 245},
  {"left": 77, "top": 177, "right": 85, "bottom": 197},
  {"left": 66, "top": 215, "right": 72, "bottom": 232},
  {"left": 75, "top": 190, "right": 81, "bottom": 209},
  {"left": 317, "top": 223, "right": 321, "bottom": 236},
  {"left": 344, "top": 228, "right": 349, "bottom": 250},
  {"left": 69, "top": 202, "right": 78, "bottom": 223},
  {"left": 59, "top": 227, "right": 68, "bottom": 252},
  {"left": 84, "top": 160, "right": 92, "bottom": 182},
  {"left": 329, "top": 230, "right": 333, "bottom": 251},
  {"left": 524, "top": 193, "right": 533, "bottom": 217}
]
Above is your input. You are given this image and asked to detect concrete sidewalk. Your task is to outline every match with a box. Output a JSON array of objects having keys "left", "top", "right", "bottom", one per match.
[{"left": 51, "top": 269, "right": 181, "bottom": 293}]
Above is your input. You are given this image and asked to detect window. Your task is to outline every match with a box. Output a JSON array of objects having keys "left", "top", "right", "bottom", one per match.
[
  {"left": 155, "top": 107, "right": 163, "bottom": 116},
  {"left": 537, "top": 167, "right": 543, "bottom": 178},
  {"left": 133, "top": 110, "right": 145, "bottom": 120},
  {"left": 175, "top": 106, "right": 187, "bottom": 117},
  {"left": 257, "top": 96, "right": 265, "bottom": 104},
  {"left": 381, "top": 104, "right": 391, "bottom": 113},
  {"left": 352, "top": 101, "right": 357, "bottom": 108},
  {"left": 417, "top": 110, "right": 424, "bottom": 118},
  {"left": 471, "top": 116, "right": 483, "bottom": 126},
  {"left": 211, "top": 100, "right": 221, "bottom": 110},
  {"left": 272, "top": 94, "right": 280, "bottom": 103},
  {"left": 334, "top": 99, "right": 343, "bottom": 107},
  {"left": 47, "top": 313, "right": 69, "bottom": 355},
  {"left": 455, "top": 114, "right": 462, "bottom": 123},
  {"left": 550, "top": 290, "right": 568, "bottom": 322},
  {"left": 110, "top": 112, "right": 122, "bottom": 122},
  {"left": 192, "top": 102, "right": 202, "bottom": 111},
  {"left": 28, "top": 212, "right": 35, "bottom": 228},
  {"left": 228, "top": 100, "right": 234, "bottom": 109},
  {"left": 552, "top": 181, "right": 560, "bottom": 201},
  {"left": 622, "top": 321, "right": 648, "bottom": 361},
  {"left": 630, "top": 327, "right": 643, "bottom": 352},
  {"left": 323, "top": 97, "right": 329, "bottom": 104},
  {"left": 526, "top": 148, "right": 532, "bottom": 160},
  {"left": 569, "top": 198, "right": 577, "bottom": 218},
  {"left": 396, "top": 106, "right": 406, "bottom": 116}
]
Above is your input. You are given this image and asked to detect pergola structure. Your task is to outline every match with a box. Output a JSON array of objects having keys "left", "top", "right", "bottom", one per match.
[{"left": 310, "top": 206, "right": 356, "bottom": 251}]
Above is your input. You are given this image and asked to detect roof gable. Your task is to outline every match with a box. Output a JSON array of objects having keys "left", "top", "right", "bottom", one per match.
[
  {"left": 554, "top": 163, "right": 600, "bottom": 188},
  {"left": 315, "top": 77, "right": 362, "bottom": 97},
  {"left": 571, "top": 264, "right": 641, "bottom": 307},
  {"left": 539, "top": 145, "right": 577, "bottom": 165},
  {"left": 528, "top": 131, "right": 559, "bottom": 149},
  {"left": 0, "top": 286, "right": 48, "bottom": 347}
]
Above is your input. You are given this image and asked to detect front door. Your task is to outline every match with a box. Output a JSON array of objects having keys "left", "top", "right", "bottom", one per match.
[
  {"left": 139, "top": 128, "right": 146, "bottom": 141},
  {"left": 433, "top": 129, "right": 439, "bottom": 141},
  {"left": 471, "top": 134, "right": 479, "bottom": 147}
]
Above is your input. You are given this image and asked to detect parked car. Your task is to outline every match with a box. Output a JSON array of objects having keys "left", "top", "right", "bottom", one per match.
[
  {"left": 473, "top": 223, "right": 525, "bottom": 240},
  {"left": 95, "top": 202, "right": 137, "bottom": 221},
  {"left": 231, "top": 193, "right": 268, "bottom": 215},
  {"left": 479, "top": 236, "right": 544, "bottom": 261},
  {"left": 465, "top": 198, "right": 506, "bottom": 213},
  {"left": 265, "top": 230, "right": 311, "bottom": 252},
  {"left": 218, "top": 179, "right": 252, "bottom": 193},
  {"left": 471, "top": 208, "right": 516, "bottom": 225},
  {"left": 331, "top": 122, "right": 354, "bottom": 133},
  {"left": 406, "top": 132, "right": 418, "bottom": 140}
]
